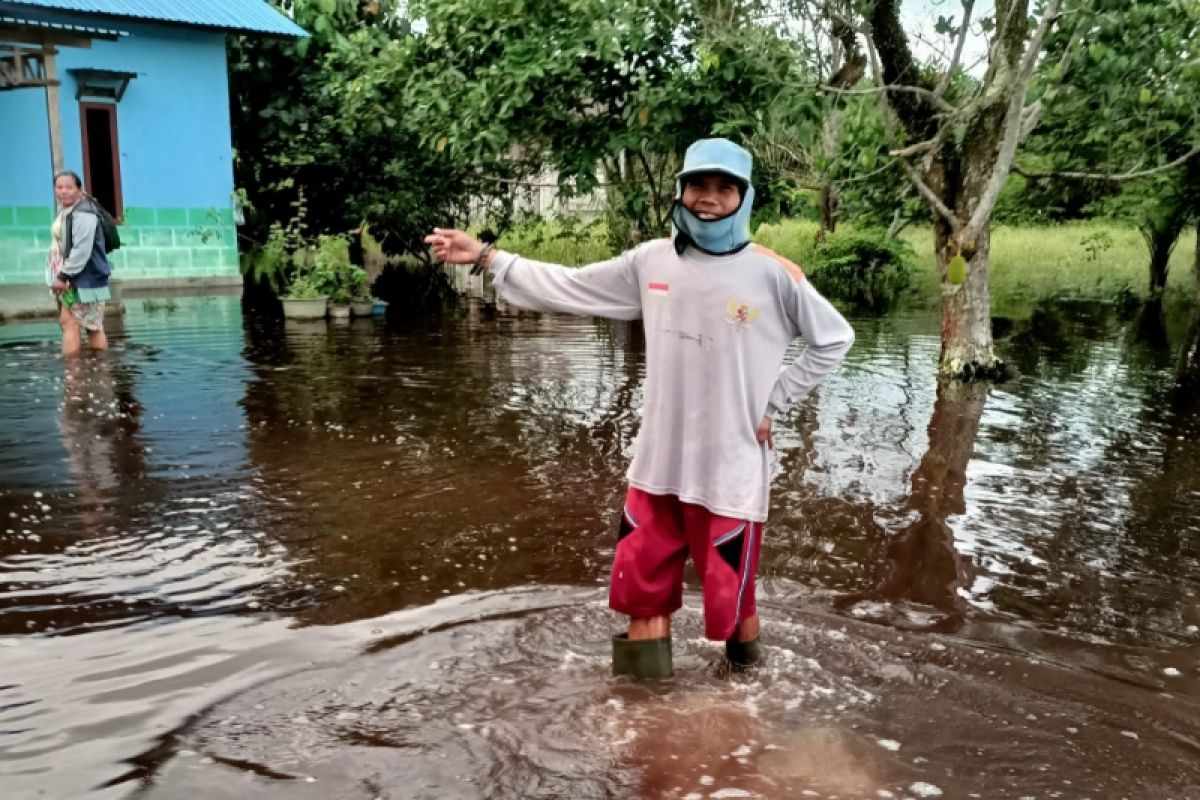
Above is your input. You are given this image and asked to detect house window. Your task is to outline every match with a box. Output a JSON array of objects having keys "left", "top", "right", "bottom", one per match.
[{"left": 79, "top": 102, "right": 123, "bottom": 220}]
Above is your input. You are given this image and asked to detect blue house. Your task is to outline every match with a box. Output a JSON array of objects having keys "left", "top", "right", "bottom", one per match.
[{"left": 0, "top": 0, "right": 305, "bottom": 318}]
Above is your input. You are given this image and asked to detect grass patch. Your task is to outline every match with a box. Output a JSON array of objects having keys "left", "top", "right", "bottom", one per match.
[
  {"left": 761, "top": 219, "right": 1197, "bottom": 317},
  {"left": 501, "top": 216, "right": 1198, "bottom": 317},
  {"left": 910, "top": 222, "right": 1196, "bottom": 317}
]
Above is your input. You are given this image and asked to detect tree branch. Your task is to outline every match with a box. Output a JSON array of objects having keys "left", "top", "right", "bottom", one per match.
[
  {"left": 853, "top": 7, "right": 959, "bottom": 229},
  {"left": 1054, "top": 10, "right": 1088, "bottom": 80},
  {"left": 934, "top": 0, "right": 976, "bottom": 97},
  {"left": 961, "top": 0, "right": 1061, "bottom": 248},
  {"left": 863, "top": 0, "right": 940, "bottom": 139},
  {"left": 1013, "top": 148, "right": 1200, "bottom": 182},
  {"left": 1019, "top": 99, "right": 1043, "bottom": 139},
  {"left": 636, "top": 146, "right": 662, "bottom": 228},
  {"left": 1016, "top": 0, "right": 1057, "bottom": 87},
  {"left": 831, "top": 159, "right": 899, "bottom": 186},
  {"left": 897, "top": 157, "right": 960, "bottom": 232},
  {"left": 819, "top": 82, "right": 957, "bottom": 115},
  {"left": 889, "top": 139, "right": 938, "bottom": 158}
]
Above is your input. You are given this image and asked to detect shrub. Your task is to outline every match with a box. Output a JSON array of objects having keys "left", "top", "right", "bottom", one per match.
[{"left": 811, "top": 229, "right": 915, "bottom": 313}]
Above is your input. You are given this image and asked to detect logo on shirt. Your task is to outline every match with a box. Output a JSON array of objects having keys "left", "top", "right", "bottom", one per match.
[
  {"left": 648, "top": 282, "right": 669, "bottom": 295},
  {"left": 725, "top": 297, "right": 759, "bottom": 331}
]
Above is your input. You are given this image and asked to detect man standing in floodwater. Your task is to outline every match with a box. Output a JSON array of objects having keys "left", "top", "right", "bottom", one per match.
[{"left": 427, "top": 138, "right": 854, "bottom": 679}]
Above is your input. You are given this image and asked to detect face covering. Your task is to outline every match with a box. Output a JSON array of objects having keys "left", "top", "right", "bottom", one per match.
[
  {"left": 670, "top": 184, "right": 756, "bottom": 255},
  {"left": 670, "top": 138, "right": 755, "bottom": 256}
]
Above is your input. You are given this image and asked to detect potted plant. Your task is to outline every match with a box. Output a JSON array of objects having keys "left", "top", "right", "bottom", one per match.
[
  {"left": 349, "top": 266, "right": 374, "bottom": 317},
  {"left": 314, "top": 234, "right": 354, "bottom": 318},
  {"left": 281, "top": 271, "right": 329, "bottom": 319},
  {"left": 328, "top": 285, "right": 353, "bottom": 318}
]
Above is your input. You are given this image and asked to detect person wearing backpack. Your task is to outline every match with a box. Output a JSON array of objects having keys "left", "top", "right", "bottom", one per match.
[{"left": 48, "top": 170, "right": 114, "bottom": 355}]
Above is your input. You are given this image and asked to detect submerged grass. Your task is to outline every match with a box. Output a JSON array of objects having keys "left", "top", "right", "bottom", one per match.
[{"left": 500, "top": 217, "right": 1198, "bottom": 318}]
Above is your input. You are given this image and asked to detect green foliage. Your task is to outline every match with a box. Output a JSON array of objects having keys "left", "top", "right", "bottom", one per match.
[
  {"left": 498, "top": 216, "right": 612, "bottom": 265},
  {"left": 400, "top": 0, "right": 804, "bottom": 244},
  {"left": 739, "top": 219, "right": 919, "bottom": 313},
  {"left": 285, "top": 271, "right": 328, "bottom": 301},
  {"left": 186, "top": 208, "right": 224, "bottom": 244},
  {"left": 228, "top": 1, "right": 494, "bottom": 261},
  {"left": 900, "top": 222, "right": 1198, "bottom": 315},
  {"left": 242, "top": 197, "right": 364, "bottom": 301},
  {"left": 244, "top": 221, "right": 293, "bottom": 293},
  {"left": 753, "top": 218, "right": 822, "bottom": 269},
  {"left": 1027, "top": 0, "right": 1200, "bottom": 289},
  {"left": 349, "top": 265, "right": 371, "bottom": 302},
  {"left": 825, "top": 99, "right": 918, "bottom": 228},
  {"left": 313, "top": 234, "right": 355, "bottom": 303},
  {"left": 490, "top": 216, "right": 1197, "bottom": 313},
  {"left": 242, "top": 189, "right": 312, "bottom": 295},
  {"left": 810, "top": 230, "right": 915, "bottom": 313}
]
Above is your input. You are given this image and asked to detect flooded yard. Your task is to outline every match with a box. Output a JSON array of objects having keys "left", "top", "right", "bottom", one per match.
[{"left": 1, "top": 295, "right": 1198, "bottom": 799}]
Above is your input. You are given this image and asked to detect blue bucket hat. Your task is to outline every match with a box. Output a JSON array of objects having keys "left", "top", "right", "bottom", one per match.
[
  {"left": 671, "top": 138, "right": 755, "bottom": 255},
  {"left": 678, "top": 138, "right": 753, "bottom": 185}
]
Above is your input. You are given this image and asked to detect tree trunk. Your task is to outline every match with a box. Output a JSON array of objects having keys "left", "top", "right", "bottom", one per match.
[
  {"left": 927, "top": 99, "right": 1009, "bottom": 380},
  {"left": 816, "top": 107, "right": 847, "bottom": 242},
  {"left": 1181, "top": 215, "right": 1200, "bottom": 381},
  {"left": 1189, "top": 158, "right": 1200, "bottom": 305},
  {"left": 1194, "top": 212, "right": 1200, "bottom": 306},
  {"left": 1141, "top": 221, "right": 1184, "bottom": 301},
  {"left": 1181, "top": 311, "right": 1200, "bottom": 383},
  {"left": 816, "top": 8, "right": 863, "bottom": 245},
  {"left": 844, "top": 379, "right": 986, "bottom": 633},
  {"left": 935, "top": 219, "right": 1001, "bottom": 378},
  {"left": 1138, "top": 184, "right": 1191, "bottom": 300},
  {"left": 818, "top": 184, "right": 839, "bottom": 241},
  {"left": 1149, "top": 245, "right": 1170, "bottom": 301}
]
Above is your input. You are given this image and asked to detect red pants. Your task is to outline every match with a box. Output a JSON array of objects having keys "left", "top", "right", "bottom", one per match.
[{"left": 608, "top": 487, "right": 763, "bottom": 641}]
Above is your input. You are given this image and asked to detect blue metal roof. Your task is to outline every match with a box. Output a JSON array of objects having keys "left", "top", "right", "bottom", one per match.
[
  {"left": 0, "top": 12, "right": 126, "bottom": 37},
  {"left": 0, "top": 0, "right": 307, "bottom": 37}
]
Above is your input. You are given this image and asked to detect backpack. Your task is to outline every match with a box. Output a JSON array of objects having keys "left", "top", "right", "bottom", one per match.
[{"left": 85, "top": 197, "right": 122, "bottom": 253}]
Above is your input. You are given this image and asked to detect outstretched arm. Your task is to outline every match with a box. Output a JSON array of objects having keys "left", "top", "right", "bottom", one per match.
[
  {"left": 426, "top": 227, "right": 492, "bottom": 268},
  {"left": 426, "top": 227, "right": 643, "bottom": 320}
]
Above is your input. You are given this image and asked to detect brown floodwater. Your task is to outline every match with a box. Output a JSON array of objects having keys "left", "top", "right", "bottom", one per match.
[{"left": 1, "top": 295, "right": 1198, "bottom": 800}]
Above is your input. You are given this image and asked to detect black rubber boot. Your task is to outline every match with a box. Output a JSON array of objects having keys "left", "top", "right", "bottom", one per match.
[
  {"left": 612, "top": 633, "right": 674, "bottom": 679},
  {"left": 725, "top": 636, "right": 763, "bottom": 669}
]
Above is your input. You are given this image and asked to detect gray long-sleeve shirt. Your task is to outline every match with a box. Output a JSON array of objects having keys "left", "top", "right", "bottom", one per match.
[
  {"left": 57, "top": 206, "right": 99, "bottom": 277},
  {"left": 491, "top": 239, "right": 854, "bottom": 521}
]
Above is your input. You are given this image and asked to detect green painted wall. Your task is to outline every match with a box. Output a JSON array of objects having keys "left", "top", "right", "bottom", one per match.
[{"left": 0, "top": 206, "right": 239, "bottom": 285}]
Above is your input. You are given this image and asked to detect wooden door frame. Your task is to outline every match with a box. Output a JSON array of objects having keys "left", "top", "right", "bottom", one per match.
[{"left": 78, "top": 100, "right": 124, "bottom": 222}]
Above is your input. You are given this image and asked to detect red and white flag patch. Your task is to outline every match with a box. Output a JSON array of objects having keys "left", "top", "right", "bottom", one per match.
[{"left": 647, "top": 282, "right": 670, "bottom": 295}]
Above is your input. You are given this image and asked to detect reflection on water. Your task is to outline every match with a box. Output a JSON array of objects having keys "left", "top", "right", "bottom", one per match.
[
  {"left": 837, "top": 380, "right": 984, "bottom": 632},
  {"left": 0, "top": 295, "right": 1198, "bottom": 798}
]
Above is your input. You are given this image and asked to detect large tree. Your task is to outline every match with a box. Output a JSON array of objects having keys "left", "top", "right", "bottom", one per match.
[{"left": 823, "top": 0, "right": 1068, "bottom": 379}]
